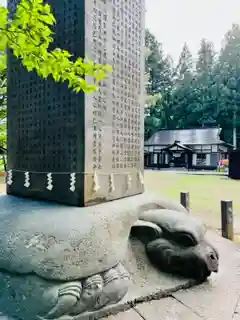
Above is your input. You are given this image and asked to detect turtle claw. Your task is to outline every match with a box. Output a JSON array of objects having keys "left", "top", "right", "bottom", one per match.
[
  {"left": 70, "top": 274, "right": 104, "bottom": 315},
  {"left": 44, "top": 282, "right": 82, "bottom": 319},
  {"left": 94, "top": 264, "right": 130, "bottom": 310}
]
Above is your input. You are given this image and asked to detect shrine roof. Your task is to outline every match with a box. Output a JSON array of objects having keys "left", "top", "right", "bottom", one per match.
[{"left": 145, "top": 127, "right": 228, "bottom": 146}]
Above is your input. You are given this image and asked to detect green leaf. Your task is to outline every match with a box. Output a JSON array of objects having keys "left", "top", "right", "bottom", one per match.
[{"left": 4, "top": 0, "right": 112, "bottom": 93}]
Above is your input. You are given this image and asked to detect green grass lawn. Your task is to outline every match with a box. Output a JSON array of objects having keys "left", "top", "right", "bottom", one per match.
[{"left": 144, "top": 170, "right": 240, "bottom": 233}]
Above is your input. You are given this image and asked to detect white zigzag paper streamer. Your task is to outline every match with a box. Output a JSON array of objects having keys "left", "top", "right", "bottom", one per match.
[
  {"left": 69, "top": 173, "right": 76, "bottom": 192},
  {"left": 92, "top": 171, "right": 100, "bottom": 193},
  {"left": 46, "top": 173, "right": 53, "bottom": 191},
  {"left": 24, "top": 172, "right": 30, "bottom": 188},
  {"left": 108, "top": 173, "right": 115, "bottom": 193},
  {"left": 7, "top": 170, "right": 13, "bottom": 185}
]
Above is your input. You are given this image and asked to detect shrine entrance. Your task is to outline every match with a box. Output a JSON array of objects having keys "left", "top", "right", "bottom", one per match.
[{"left": 164, "top": 141, "right": 193, "bottom": 168}]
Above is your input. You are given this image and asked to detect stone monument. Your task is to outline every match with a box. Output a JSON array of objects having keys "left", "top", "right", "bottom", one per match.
[
  {"left": 0, "top": 0, "right": 219, "bottom": 319},
  {"left": 7, "top": 0, "right": 144, "bottom": 206}
]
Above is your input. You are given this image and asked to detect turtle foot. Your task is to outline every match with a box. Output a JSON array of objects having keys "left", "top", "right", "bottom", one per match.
[{"left": 39, "top": 263, "right": 130, "bottom": 320}]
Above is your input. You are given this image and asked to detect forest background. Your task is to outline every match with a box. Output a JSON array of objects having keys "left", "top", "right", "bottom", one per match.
[{"left": 145, "top": 24, "right": 240, "bottom": 148}]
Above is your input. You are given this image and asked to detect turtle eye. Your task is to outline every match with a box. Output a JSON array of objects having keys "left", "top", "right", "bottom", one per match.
[{"left": 210, "top": 253, "right": 215, "bottom": 260}]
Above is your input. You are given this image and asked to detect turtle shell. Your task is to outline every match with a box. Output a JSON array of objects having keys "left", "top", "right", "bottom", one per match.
[
  {"left": 0, "top": 194, "right": 138, "bottom": 280},
  {"left": 0, "top": 192, "right": 188, "bottom": 281}
]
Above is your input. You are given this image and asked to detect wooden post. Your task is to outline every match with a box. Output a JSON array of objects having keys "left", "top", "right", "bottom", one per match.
[
  {"left": 180, "top": 191, "right": 189, "bottom": 212},
  {"left": 221, "top": 200, "right": 233, "bottom": 241}
]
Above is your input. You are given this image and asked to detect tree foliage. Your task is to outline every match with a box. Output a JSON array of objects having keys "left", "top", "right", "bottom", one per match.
[
  {"left": 145, "top": 25, "right": 240, "bottom": 147},
  {"left": 144, "top": 45, "right": 161, "bottom": 109},
  {"left": 0, "top": 0, "right": 112, "bottom": 93},
  {"left": 144, "top": 29, "right": 174, "bottom": 139}
]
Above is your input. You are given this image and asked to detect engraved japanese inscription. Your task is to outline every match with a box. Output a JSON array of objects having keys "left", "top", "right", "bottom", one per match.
[
  {"left": 84, "top": 0, "right": 145, "bottom": 204},
  {"left": 7, "top": 0, "right": 145, "bottom": 206}
]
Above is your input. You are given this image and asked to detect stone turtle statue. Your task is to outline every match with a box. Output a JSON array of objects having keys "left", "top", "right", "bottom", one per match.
[
  {"left": 0, "top": 193, "right": 219, "bottom": 320},
  {"left": 131, "top": 209, "right": 219, "bottom": 282}
]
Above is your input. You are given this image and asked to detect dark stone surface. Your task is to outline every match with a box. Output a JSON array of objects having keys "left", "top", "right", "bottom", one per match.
[
  {"left": 7, "top": 0, "right": 85, "bottom": 206},
  {"left": 229, "top": 149, "right": 240, "bottom": 179},
  {"left": 7, "top": 0, "right": 145, "bottom": 206}
]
